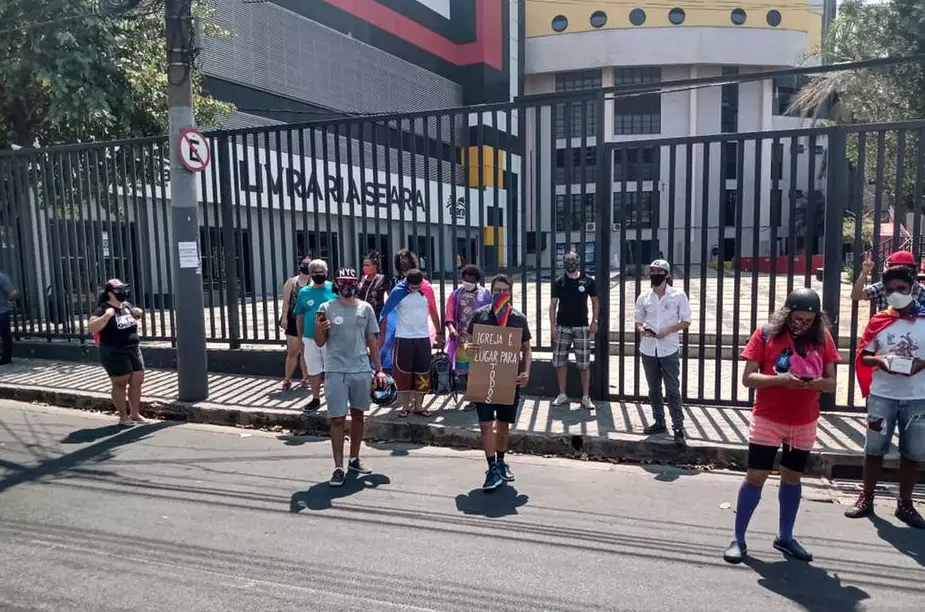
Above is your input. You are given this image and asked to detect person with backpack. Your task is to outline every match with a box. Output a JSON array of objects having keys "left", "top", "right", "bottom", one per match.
[
  {"left": 87, "top": 279, "right": 146, "bottom": 427},
  {"left": 464, "top": 274, "right": 532, "bottom": 490},
  {"left": 722, "top": 288, "right": 839, "bottom": 564},
  {"left": 314, "top": 267, "right": 388, "bottom": 487},
  {"left": 278, "top": 256, "right": 312, "bottom": 390},
  {"left": 445, "top": 264, "right": 492, "bottom": 407},
  {"left": 379, "top": 268, "right": 443, "bottom": 417}
]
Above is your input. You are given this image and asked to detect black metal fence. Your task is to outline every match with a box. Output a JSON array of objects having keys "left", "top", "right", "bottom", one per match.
[{"left": 1, "top": 90, "right": 923, "bottom": 410}]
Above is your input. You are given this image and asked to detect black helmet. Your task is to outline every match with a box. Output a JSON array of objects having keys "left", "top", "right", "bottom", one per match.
[
  {"left": 371, "top": 374, "right": 397, "bottom": 406},
  {"left": 336, "top": 267, "right": 358, "bottom": 280},
  {"left": 784, "top": 288, "right": 821, "bottom": 313}
]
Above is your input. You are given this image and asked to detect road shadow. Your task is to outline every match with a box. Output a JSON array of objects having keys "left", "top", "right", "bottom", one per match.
[
  {"left": 869, "top": 513, "right": 925, "bottom": 567},
  {"left": 743, "top": 557, "right": 870, "bottom": 612},
  {"left": 641, "top": 464, "right": 701, "bottom": 483},
  {"left": 455, "top": 486, "right": 529, "bottom": 518},
  {"left": 60, "top": 424, "right": 126, "bottom": 444},
  {"left": 367, "top": 441, "right": 426, "bottom": 457},
  {"left": 289, "top": 473, "right": 391, "bottom": 512}
]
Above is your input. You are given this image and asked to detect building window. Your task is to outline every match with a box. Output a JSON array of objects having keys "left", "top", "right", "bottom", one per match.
[
  {"left": 552, "top": 15, "right": 568, "bottom": 32},
  {"left": 613, "top": 67, "right": 661, "bottom": 135},
  {"left": 629, "top": 8, "right": 646, "bottom": 26},
  {"left": 555, "top": 70, "right": 601, "bottom": 139},
  {"left": 555, "top": 194, "right": 596, "bottom": 232},
  {"left": 731, "top": 8, "right": 747, "bottom": 25},
  {"left": 613, "top": 146, "right": 661, "bottom": 181},
  {"left": 724, "top": 141, "right": 738, "bottom": 180},
  {"left": 613, "top": 191, "right": 659, "bottom": 228},
  {"left": 668, "top": 8, "right": 685, "bottom": 25},
  {"left": 556, "top": 147, "right": 597, "bottom": 185},
  {"left": 766, "top": 9, "right": 782, "bottom": 27},
  {"left": 773, "top": 75, "right": 803, "bottom": 116},
  {"left": 590, "top": 11, "right": 607, "bottom": 28},
  {"left": 721, "top": 67, "right": 738, "bottom": 133},
  {"left": 723, "top": 189, "right": 738, "bottom": 227}
]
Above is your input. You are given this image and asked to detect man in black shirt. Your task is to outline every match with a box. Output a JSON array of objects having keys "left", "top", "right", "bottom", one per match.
[
  {"left": 466, "top": 274, "right": 532, "bottom": 490},
  {"left": 549, "top": 251, "right": 599, "bottom": 410}
]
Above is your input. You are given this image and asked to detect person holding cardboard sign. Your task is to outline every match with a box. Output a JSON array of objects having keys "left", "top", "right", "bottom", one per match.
[
  {"left": 464, "top": 274, "right": 532, "bottom": 491},
  {"left": 848, "top": 265, "right": 925, "bottom": 529}
]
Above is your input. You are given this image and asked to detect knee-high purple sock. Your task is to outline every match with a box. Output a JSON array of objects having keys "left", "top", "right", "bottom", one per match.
[
  {"left": 734, "top": 481, "right": 762, "bottom": 546},
  {"left": 778, "top": 482, "right": 802, "bottom": 542}
]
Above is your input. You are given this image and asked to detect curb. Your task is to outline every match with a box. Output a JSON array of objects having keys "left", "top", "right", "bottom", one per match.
[{"left": 0, "top": 383, "right": 866, "bottom": 477}]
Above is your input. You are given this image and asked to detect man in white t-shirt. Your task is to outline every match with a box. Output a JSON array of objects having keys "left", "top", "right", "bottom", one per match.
[
  {"left": 848, "top": 265, "right": 925, "bottom": 529},
  {"left": 634, "top": 259, "right": 692, "bottom": 445}
]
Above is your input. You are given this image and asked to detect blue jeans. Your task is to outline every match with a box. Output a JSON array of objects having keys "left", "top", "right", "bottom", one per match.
[{"left": 865, "top": 395, "right": 925, "bottom": 462}]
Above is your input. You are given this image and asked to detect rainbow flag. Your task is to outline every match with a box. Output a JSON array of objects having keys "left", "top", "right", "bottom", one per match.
[{"left": 492, "top": 292, "right": 512, "bottom": 327}]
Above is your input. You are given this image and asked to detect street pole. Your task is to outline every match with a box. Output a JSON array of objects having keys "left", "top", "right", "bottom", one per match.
[{"left": 166, "top": 0, "right": 209, "bottom": 401}]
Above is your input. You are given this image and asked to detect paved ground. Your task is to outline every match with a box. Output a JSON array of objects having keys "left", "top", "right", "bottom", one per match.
[
  {"left": 0, "top": 359, "right": 882, "bottom": 457},
  {"left": 1, "top": 402, "right": 923, "bottom": 612}
]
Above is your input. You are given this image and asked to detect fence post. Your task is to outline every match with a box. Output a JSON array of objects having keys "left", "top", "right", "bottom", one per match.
[
  {"left": 822, "top": 127, "right": 848, "bottom": 411},
  {"left": 592, "top": 91, "right": 611, "bottom": 401},
  {"left": 217, "top": 134, "right": 241, "bottom": 349}
]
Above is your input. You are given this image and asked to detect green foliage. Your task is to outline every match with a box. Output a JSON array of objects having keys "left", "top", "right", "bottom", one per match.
[
  {"left": 842, "top": 214, "right": 874, "bottom": 249},
  {"left": 0, "top": 0, "right": 234, "bottom": 148}
]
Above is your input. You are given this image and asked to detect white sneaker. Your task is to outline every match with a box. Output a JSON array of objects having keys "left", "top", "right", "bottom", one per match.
[
  {"left": 581, "top": 396, "right": 595, "bottom": 410},
  {"left": 552, "top": 393, "right": 569, "bottom": 406}
]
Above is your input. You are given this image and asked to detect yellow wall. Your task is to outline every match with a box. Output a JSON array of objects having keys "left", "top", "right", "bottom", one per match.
[{"left": 526, "top": 3, "right": 822, "bottom": 52}]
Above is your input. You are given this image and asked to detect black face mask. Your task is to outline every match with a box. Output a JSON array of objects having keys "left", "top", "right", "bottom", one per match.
[
  {"left": 650, "top": 274, "right": 667, "bottom": 287},
  {"left": 339, "top": 285, "right": 357, "bottom": 298},
  {"left": 299, "top": 264, "right": 310, "bottom": 274},
  {"left": 113, "top": 289, "right": 128, "bottom": 302},
  {"left": 311, "top": 274, "right": 327, "bottom": 285},
  {"left": 564, "top": 261, "right": 579, "bottom": 273}
]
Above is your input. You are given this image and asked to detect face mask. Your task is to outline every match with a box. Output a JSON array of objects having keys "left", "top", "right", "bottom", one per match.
[
  {"left": 787, "top": 318, "right": 812, "bottom": 337},
  {"left": 311, "top": 274, "right": 327, "bottom": 285},
  {"left": 299, "top": 264, "right": 310, "bottom": 274},
  {"left": 363, "top": 265, "right": 376, "bottom": 277},
  {"left": 887, "top": 292, "right": 913, "bottom": 310},
  {"left": 339, "top": 285, "right": 357, "bottom": 298},
  {"left": 113, "top": 289, "right": 128, "bottom": 302},
  {"left": 650, "top": 274, "right": 667, "bottom": 287},
  {"left": 462, "top": 281, "right": 477, "bottom": 291},
  {"left": 564, "top": 261, "right": 579, "bottom": 274}
]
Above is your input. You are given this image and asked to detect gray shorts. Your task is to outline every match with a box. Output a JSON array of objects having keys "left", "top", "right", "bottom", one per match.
[
  {"left": 325, "top": 372, "right": 372, "bottom": 418},
  {"left": 552, "top": 326, "right": 592, "bottom": 370}
]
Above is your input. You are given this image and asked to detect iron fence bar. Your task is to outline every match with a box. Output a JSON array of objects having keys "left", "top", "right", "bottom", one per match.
[
  {"left": 492, "top": 108, "right": 501, "bottom": 277},
  {"left": 715, "top": 141, "right": 727, "bottom": 403},
  {"left": 893, "top": 129, "right": 906, "bottom": 246},
  {"left": 320, "top": 125, "right": 333, "bottom": 273},
  {"left": 396, "top": 119, "right": 407, "bottom": 261},
  {"left": 285, "top": 129, "right": 297, "bottom": 308},
  {"left": 217, "top": 134, "right": 241, "bottom": 349},
  {"left": 477, "top": 117, "right": 485, "bottom": 274},
  {"left": 748, "top": 137, "right": 763, "bottom": 406},
  {"left": 269, "top": 129, "right": 283, "bottom": 340},
  {"left": 241, "top": 134, "right": 258, "bottom": 341},
  {"left": 593, "top": 91, "right": 610, "bottom": 401},
  {"left": 730, "top": 137, "right": 746, "bottom": 403},
  {"left": 698, "top": 143, "right": 710, "bottom": 400},
  {"left": 60, "top": 151, "right": 80, "bottom": 338},
  {"left": 41, "top": 152, "right": 62, "bottom": 338},
  {"left": 913, "top": 128, "right": 925, "bottom": 262},
  {"left": 200, "top": 144, "right": 217, "bottom": 341},
  {"left": 254, "top": 132, "right": 270, "bottom": 340},
  {"left": 383, "top": 119, "right": 395, "bottom": 275},
  {"left": 128, "top": 146, "right": 149, "bottom": 339},
  {"left": 767, "top": 136, "right": 781, "bottom": 326},
  {"left": 231, "top": 137, "right": 248, "bottom": 342},
  {"left": 518, "top": 106, "right": 528, "bottom": 316},
  {"left": 109, "top": 149, "right": 127, "bottom": 295},
  {"left": 159, "top": 140, "right": 177, "bottom": 346},
  {"left": 847, "top": 132, "right": 867, "bottom": 408},
  {"left": 786, "top": 136, "right": 799, "bottom": 297},
  {"left": 804, "top": 133, "right": 818, "bottom": 289},
  {"left": 579, "top": 101, "right": 589, "bottom": 274},
  {"left": 821, "top": 128, "right": 848, "bottom": 412},
  {"left": 667, "top": 144, "right": 676, "bottom": 274},
  {"left": 118, "top": 146, "right": 138, "bottom": 319},
  {"left": 870, "top": 132, "right": 886, "bottom": 319},
  {"left": 532, "top": 106, "right": 542, "bottom": 346},
  {"left": 135, "top": 146, "right": 153, "bottom": 335},
  {"left": 333, "top": 123, "right": 345, "bottom": 273},
  {"left": 423, "top": 116, "right": 438, "bottom": 307},
  {"left": 681, "top": 142, "right": 693, "bottom": 400},
  {"left": 632, "top": 144, "right": 645, "bottom": 397},
  {"left": 410, "top": 117, "right": 419, "bottom": 268},
  {"left": 148, "top": 143, "right": 166, "bottom": 337}
]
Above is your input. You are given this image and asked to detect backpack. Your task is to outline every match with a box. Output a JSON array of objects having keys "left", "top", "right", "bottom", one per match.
[{"left": 429, "top": 351, "right": 456, "bottom": 398}]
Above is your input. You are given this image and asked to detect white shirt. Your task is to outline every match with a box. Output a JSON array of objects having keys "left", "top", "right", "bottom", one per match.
[
  {"left": 395, "top": 292, "right": 431, "bottom": 339},
  {"left": 634, "top": 286, "right": 692, "bottom": 357},
  {"left": 869, "top": 318, "right": 925, "bottom": 399}
]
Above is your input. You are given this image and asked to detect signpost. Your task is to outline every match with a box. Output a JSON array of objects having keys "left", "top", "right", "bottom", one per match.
[
  {"left": 178, "top": 127, "right": 211, "bottom": 173},
  {"left": 464, "top": 323, "right": 523, "bottom": 406}
]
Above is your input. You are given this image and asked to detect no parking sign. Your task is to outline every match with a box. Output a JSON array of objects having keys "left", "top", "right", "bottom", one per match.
[{"left": 178, "top": 127, "right": 211, "bottom": 173}]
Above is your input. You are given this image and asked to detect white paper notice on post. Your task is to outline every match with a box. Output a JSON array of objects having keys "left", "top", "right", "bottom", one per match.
[{"left": 178, "top": 241, "right": 200, "bottom": 269}]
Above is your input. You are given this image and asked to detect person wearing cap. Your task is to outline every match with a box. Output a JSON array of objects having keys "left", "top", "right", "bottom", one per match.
[
  {"left": 852, "top": 250, "right": 925, "bottom": 313},
  {"left": 634, "top": 259, "right": 692, "bottom": 445},
  {"left": 549, "top": 250, "right": 599, "bottom": 410},
  {"left": 87, "top": 279, "right": 146, "bottom": 427},
  {"left": 723, "top": 288, "right": 839, "bottom": 564},
  {"left": 314, "top": 267, "right": 387, "bottom": 487},
  {"left": 846, "top": 265, "right": 925, "bottom": 528},
  {"left": 294, "top": 260, "right": 336, "bottom": 411}
]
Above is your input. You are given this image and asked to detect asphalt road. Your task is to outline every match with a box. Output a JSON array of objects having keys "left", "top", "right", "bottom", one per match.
[{"left": 1, "top": 401, "right": 923, "bottom": 612}]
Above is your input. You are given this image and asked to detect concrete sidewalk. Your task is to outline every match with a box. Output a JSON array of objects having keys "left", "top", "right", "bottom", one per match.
[{"left": 0, "top": 359, "right": 882, "bottom": 477}]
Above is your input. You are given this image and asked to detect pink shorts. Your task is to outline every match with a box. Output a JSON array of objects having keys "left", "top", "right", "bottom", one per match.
[{"left": 748, "top": 415, "right": 817, "bottom": 451}]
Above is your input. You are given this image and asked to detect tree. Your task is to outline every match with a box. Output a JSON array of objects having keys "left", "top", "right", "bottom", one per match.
[{"left": 0, "top": 0, "right": 233, "bottom": 149}]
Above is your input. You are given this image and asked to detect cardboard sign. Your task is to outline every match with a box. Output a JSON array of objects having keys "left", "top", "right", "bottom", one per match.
[{"left": 464, "top": 323, "right": 523, "bottom": 406}]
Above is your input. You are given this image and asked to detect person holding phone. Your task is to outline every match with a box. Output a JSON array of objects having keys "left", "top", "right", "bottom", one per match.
[
  {"left": 847, "top": 265, "right": 925, "bottom": 528},
  {"left": 294, "top": 260, "right": 336, "bottom": 411},
  {"left": 634, "top": 259, "right": 692, "bottom": 444},
  {"left": 722, "top": 288, "right": 839, "bottom": 564}
]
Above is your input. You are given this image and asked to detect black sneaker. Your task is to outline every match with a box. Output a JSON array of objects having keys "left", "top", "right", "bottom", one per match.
[
  {"left": 482, "top": 465, "right": 503, "bottom": 491},
  {"left": 844, "top": 493, "right": 874, "bottom": 519},
  {"left": 497, "top": 460, "right": 515, "bottom": 482},
  {"left": 673, "top": 429, "right": 686, "bottom": 446},
  {"left": 643, "top": 422, "right": 667, "bottom": 435},
  {"left": 348, "top": 458, "right": 372, "bottom": 475},
  {"left": 329, "top": 467, "right": 346, "bottom": 487},
  {"left": 773, "top": 537, "right": 813, "bottom": 562},
  {"left": 895, "top": 500, "right": 925, "bottom": 529},
  {"left": 305, "top": 398, "right": 321, "bottom": 412},
  {"left": 723, "top": 540, "right": 747, "bottom": 564}
]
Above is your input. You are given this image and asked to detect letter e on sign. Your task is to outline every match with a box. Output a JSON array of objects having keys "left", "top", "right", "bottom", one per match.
[{"left": 179, "top": 127, "right": 211, "bottom": 173}]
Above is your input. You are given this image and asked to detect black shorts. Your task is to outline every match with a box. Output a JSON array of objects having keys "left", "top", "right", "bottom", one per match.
[
  {"left": 285, "top": 314, "right": 299, "bottom": 338},
  {"left": 476, "top": 391, "right": 521, "bottom": 424},
  {"left": 746, "top": 443, "right": 811, "bottom": 473},
  {"left": 392, "top": 337, "right": 432, "bottom": 392},
  {"left": 99, "top": 345, "right": 145, "bottom": 378}
]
